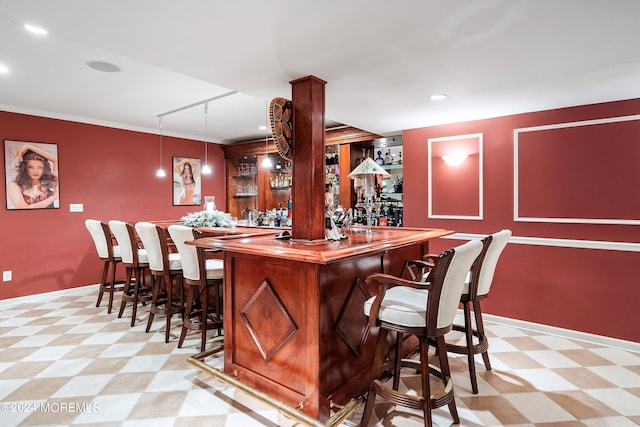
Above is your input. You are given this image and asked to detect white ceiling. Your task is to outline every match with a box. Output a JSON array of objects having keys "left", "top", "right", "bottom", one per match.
[{"left": 1, "top": 0, "right": 640, "bottom": 144}]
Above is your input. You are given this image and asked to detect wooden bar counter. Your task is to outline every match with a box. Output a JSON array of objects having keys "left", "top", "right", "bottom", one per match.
[{"left": 191, "top": 225, "right": 452, "bottom": 421}]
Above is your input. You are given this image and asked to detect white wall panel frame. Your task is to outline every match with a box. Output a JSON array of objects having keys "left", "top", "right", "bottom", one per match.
[
  {"left": 514, "top": 114, "right": 640, "bottom": 225},
  {"left": 428, "top": 133, "right": 483, "bottom": 220}
]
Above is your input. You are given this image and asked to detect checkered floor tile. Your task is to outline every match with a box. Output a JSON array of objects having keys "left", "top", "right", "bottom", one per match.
[{"left": 0, "top": 287, "right": 638, "bottom": 426}]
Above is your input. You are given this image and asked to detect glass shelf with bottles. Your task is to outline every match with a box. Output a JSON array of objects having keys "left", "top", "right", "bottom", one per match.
[
  {"left": 269, "top": 174, "right": 292, "bottom": 190},
  {"left": 381, "top": 174, "right": 403, "bottom": 195},
  {"left": 234, "top": 182, "right": 258, "bottom": 198},
  {"left": 352, "top": 202, "right": 403, "bottom": 227},
  {"left": 374, "top": 147, "right": 402, "bottom": 168},
  {"left": 266, "top": 156, "right": 291, "bottom": 190},
  {"left": 374, "top": 142, "right": 403, "bottom": 212},
  {"left": 271, "top": 157, "right": 291, "bottom": 173},
  {"left": 382, "top": 164, "right": 403, "bottom": 170},
  {"left": 325, "top": 146, "right": 339, "bottom": 184},
  {"left": 232, "top": 156, "right": 258, "bottom": 179},
  {"left": 381, "top": 163, "right": 403, "bottom": 197}
]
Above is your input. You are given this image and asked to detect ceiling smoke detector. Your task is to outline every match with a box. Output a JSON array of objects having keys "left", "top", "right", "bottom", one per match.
[{"left": 86, "top": 61, "right": 121, "bottom": 73}]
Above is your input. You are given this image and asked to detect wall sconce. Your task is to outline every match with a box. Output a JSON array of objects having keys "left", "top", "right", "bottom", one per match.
[
  {"left": 156, "top": 117, "right": 166, "bottom": 177},
  {"left": 348, "top": 157, "right": 390, "bottom": 234},
  {"left": 442, "top": 153, "right": 467, "bottom": 166},
  {"left": 201, "top": 102, "right": 212, "bottom": 174}
]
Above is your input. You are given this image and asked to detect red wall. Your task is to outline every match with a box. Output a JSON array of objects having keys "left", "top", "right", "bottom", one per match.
[
  {"left": 2, "top": 99, "right": 639, "bottom": 343},
  {"left": 0, "top": 111, "right": 226, "bottom": 300},
  {"left": 403, "top": 98, "right": 640, "bottom": 343}
]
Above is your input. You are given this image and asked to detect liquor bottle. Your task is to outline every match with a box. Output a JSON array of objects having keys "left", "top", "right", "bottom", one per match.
[
  {"left": 384, "top": 149, "right": 392, "bottom": 165},
  {"left": 375, "top": 150, "right": 385, "bottom": 165}
]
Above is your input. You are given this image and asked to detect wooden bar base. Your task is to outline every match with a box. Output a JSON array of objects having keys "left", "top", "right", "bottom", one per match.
[{"left": 193, "top": 226, "right": 452, "bottom": 421}]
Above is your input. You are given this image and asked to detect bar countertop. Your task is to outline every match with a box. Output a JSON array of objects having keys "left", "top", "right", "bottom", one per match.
[{"left": 190, "top": 226, "right": 453, "bottom": 264}]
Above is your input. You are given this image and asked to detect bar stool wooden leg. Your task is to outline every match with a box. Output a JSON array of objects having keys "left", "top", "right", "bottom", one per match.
[
  {"left": 178, "top": 284, "right": 196, "bottom": 348},
  {"left": 214, "top": 279, "right": 223, "bottom": 336},
  {"left": 435, "top": 335, "right": 459, "bottom": 423},
  {"left": 145, "top": 275, "right": 163, "bottom": 333},
  {"left": 129, "top": 269, "right": 141, "bottom": 328},
  {"left": 360, "top": 327, "right": 388, "bottom": 427},
  {"left": 463, "top": 301, "right": 478, "bottom": 394},
  {"left": 419, "top": 339, "right": 432, "bottom": 427},
  {"left": 164, "top": 274, "right": 182, "bottom": 344},
  {"left": 392, "top": 332, "right": 403, "bottom": 391},
  {"left": 96, "top": 260, "right": 109, "bottom": 309},
  {"left": 118, "top": 267, "right": 134, "bottom": 319},
  {"left": 107, "top": 260, "right": 119, "bottom": 314},
  {"left": 96, "top": 259, "right": 123, "bottom": 314},
  {"left": 200, "top": 284, "right": 208, "bottom": 353},
  {"left": 474, "top": 300, "right": 491, "bottom": 371}
]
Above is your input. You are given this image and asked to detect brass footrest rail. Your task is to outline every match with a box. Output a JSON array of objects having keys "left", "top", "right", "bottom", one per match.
[{"left": 187, "top": 345, "right": 364, "bottom": 427}]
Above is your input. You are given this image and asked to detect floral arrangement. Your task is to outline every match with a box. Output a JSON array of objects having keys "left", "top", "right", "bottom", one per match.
[{"left": 181, "top": 210, "right": 234, "bottom": 228}]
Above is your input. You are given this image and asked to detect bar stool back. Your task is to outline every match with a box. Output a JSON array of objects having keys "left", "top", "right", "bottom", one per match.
[
  {"left": 85, "top": 219, "right": 124, "bottom": 314},
  {"left": 447, "top": 229, "right": 511, "bottom": 393},
  {"left": 108, "top": 220, "right": 151, "bottom": 327},
  {"left": 168, "top": 224, "right": 224, "bottom": 352},
  {"left": 135, "top": 222, "right": 184, "bottom": 343},
  {"left": 361, "top": 239, "right": 482, "bottom": 427}
]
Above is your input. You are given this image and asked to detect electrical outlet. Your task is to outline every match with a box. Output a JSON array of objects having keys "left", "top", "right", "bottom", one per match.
[{"left": 2, "top": 271, "right": 11, "bottom": 282}]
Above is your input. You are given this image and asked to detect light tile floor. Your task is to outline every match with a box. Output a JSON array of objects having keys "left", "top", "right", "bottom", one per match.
[{"left": 0, "top": 288, "right": 638, "bottom": 426}]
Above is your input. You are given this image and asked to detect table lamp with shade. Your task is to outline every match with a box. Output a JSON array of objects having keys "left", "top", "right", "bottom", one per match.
[{"left": 348, "top": 157, "right": 390, "bottom": 235}]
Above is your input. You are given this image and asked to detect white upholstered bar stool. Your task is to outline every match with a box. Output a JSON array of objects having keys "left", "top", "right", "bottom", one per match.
[
  {"left": 135, "top": 222, "right": 184, "bottom": 343},
  {"left": 360, "top": 239, "right": 482, "bottom": 427},
  {"left": 168, "top": 224, "right": 224, "bottom": 352},
  {"left": 109, "top": 220, "right": 152, "bottom": 327},
  {"left": 446, "top": 229, "right": 511, "bottom": 394},
  {"left": 85, "top": 219, "right": 124, "bottom": 314}
]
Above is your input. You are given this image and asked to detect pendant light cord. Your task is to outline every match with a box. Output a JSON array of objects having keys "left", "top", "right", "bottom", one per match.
[
  {"left": 156, "top": 117, "right": 166, "bottom": 177},
  {"left": 204, "top": 102, "right": 208, "bottom": 165},
  {"left": 159, "top": 116, "right": 163, "bottom": 166},
  {"left": 202, "top": 102, "right": 212, "bottom": 174},
  {"left": 261, "top": 100, "right": 273, "bottom": 168}
]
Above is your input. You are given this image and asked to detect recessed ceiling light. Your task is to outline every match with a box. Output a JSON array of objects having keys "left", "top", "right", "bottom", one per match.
[
  {"left": 86, "top": 61, "right": 121, "bottom": 73},
  {"left": 430, "top": 93, "right": 447, "bottom": 101},
  {"left": 24, "top": 24, "right": 47, "bottom": 35},
  {"left": 258, "top": 125, "right": 267, "bottom": 130},
  {"left": 0, "top": 64, "right": 9, "bottom": 74}
]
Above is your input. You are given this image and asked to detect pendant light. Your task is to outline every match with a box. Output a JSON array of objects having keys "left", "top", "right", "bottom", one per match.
[
  {"left": 261, "top": 100, "right": 273, "bottom": 168},
  {"left": 156, "top": 117, "right": 166, "bottom": 177},
  {"left": 201, "top": 102, "right": 212, "bottom": 174}
]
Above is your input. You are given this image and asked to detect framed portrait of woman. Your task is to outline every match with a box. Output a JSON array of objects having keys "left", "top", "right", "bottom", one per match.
[
  {"left": 172, "top": 156, "right": 201, "bottom": 206},
  {"left": 4, "top": 140, "right": 60, "bottom": 210}
]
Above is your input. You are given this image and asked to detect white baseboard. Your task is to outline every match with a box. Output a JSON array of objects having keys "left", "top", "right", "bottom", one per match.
[
  {"left": 1, "top": 285, "right": 637, "bottom": 353},
  {"left": 454, "top": 311, "right": 640, "bottom": 353},
  {"left": 0, "top": 284, "right": 100, "bottom": 309}
]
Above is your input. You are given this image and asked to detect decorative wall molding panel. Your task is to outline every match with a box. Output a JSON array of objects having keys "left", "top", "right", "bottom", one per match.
[
  {"left": 514, "top": 114, "right": 640, "bottom": 225},
  {"left": 428, "top": 133, "right": 483, "bottom": 220}
]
